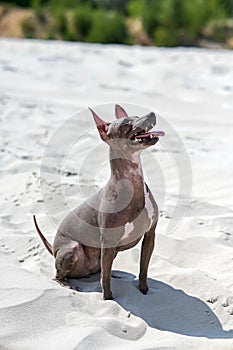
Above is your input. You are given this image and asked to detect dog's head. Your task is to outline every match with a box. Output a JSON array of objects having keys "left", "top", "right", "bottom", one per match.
[{"left": 89, "top": 104, "right": 164, "bottom": 152}]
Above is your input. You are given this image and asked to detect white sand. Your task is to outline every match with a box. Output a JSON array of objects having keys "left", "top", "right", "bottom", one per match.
[{"left": 0, "top": 38, "right": 233, "bottom": 349}]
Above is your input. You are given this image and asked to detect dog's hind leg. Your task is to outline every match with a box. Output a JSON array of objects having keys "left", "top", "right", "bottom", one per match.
[{"left": 54, "top": 243, "right": 86, "bottom": 291}]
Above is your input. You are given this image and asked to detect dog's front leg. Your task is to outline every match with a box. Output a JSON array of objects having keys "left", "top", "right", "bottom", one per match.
[
  {"left": 101, "top": 247, "right": 116, "bottom": 300},
  {"left": 139, "top": 225, "right": 156, "bottom": 294}
]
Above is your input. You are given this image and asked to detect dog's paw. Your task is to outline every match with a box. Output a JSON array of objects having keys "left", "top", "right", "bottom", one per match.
[
  {"left": 139, "top": 284, "right": 148, "bottom": 295},
  {"left": 103, "top": 292, "right": 114, "bottom": 301},
  {"left": 53, "top": 277, "right": 81, "bottom": 292},
  {"left": 69, "top": 286, "right": 81, "bottom": 292}
]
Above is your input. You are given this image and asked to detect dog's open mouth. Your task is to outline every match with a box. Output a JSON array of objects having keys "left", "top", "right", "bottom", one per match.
[{"left": 130, "top": 129, "right": 165, "bottom": 143}]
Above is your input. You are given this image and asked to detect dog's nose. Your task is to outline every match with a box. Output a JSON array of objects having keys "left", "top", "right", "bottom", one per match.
[
  {"left": 134, "top": 112, "right": 157, "bottom": 132},
  {"left": 147, "top": 112, "right": 156, "bottom": 125},
  {"left": 140, "top": 112, "right": 156, "bottom": 126}
]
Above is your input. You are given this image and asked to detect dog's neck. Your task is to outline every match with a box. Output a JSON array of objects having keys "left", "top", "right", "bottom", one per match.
[
  {"left": 108, "top": 146, "right": 146, "bottom": 209},
  {"left": 109, "top": 147, "right": 144, "bottom": 182}
]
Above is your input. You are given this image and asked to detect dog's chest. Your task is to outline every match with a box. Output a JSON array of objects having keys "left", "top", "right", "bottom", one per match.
[
  {"left": 121, "top": 186, "right": 156, "bottom": 241},
  {"left": 144, "top": 186, "right": 155, "bottom": 223}
]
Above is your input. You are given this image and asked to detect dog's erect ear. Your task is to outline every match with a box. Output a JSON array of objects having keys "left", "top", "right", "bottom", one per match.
[
  {"left": 89, "top": 108, "right": 109, "bottom": 141},
  {"left": 115, "top": 104, "right": 128, "bottom": 119}
]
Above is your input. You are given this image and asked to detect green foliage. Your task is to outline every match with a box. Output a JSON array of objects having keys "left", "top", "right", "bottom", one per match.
[
  {"left": 22, "top": 17, "right": 35, "bottom": 38},
  {"left": 3, "top": 0, "right": 233, "bottom": 47},
  {"left": 5, "top": 0, "right": 31, "bottom": 6},
  {"left": 154, "top": 27, "right": 178, "bottom": 47},
  {"left": 54, "top": 11, "right": 70, "bottom": 39},
  {"left": 128, "top": 0, "right": 160, "bottom": 35},
  {"left": 127, "top": 0, "right": 145, "bottom": 18},
  {"left": 220, "top": 0, "right": 233, "bottom": 14},
  {"left": 5, "top": 0, "right": 49, "bottom": 7},
  {"left": 203, "top": 18, "right": 233, "bottom": 43},
  {"left": 91, "top": 0, "right": 130, "bottom": 13},
  {"left": 87, "top": 9, "right": 128, "bottom": 44},
  {"left": 180, "top": 0, "right": 225, "bottom": 39},
  {"left": 128, "top": 0, "right": 233, "bottom": 46},
  {"left": 73, "top": 5, "right": 93, "bottom": 41}
]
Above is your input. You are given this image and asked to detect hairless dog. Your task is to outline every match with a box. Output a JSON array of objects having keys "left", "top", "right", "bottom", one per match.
[{"left": 33, "top": 104, "right": 165, "bottom": 300}]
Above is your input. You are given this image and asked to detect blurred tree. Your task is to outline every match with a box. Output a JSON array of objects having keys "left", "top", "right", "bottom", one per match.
[
  {"left": 221, "top": 0, "right": 233, "bottom": 15},
  {"left": 5, "top": 0, "right": 31, "bottom": 6},
  {"left": 87, "top": 9, "right": 128, "bottom": 43},
  {"left": 5, "top": 0, "right": 49, "bottom": 7},
  {"left": 128, "top": 0, "right": 160, "bottom": 36},
  {"left": 3, "top": 0, "right": 233, "bottom": 46},
  {"left": 73, "top": 5, "right": 93, "bottom": 41},
  {"left": 128, "top": 0, "right": 232, "bottom": 46},
  {"left": 91, "top": 0, "right": 130, "bottom": 13}
]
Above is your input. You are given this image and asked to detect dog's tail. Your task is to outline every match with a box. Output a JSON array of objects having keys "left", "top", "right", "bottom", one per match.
[{"left": 33, "top": 215, "right": 53, "bottom": 256}]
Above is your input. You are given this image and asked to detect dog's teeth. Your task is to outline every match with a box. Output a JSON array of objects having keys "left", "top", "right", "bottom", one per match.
[{"left": 150, "top": 134, "right": 153, "bottom": 138}]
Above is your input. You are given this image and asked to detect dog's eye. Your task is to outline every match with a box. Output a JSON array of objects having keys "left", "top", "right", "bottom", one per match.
[{"left": 122, "top": 119, "right": 129, "bottom": 125}]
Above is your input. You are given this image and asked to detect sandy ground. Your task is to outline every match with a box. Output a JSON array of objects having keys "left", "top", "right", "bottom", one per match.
[{"left": 0, "top": 39, "right": 233, "bottom": 350}]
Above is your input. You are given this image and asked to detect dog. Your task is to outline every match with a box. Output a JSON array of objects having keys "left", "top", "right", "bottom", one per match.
[{"left": 33, "top": 104, "right": 165, "bottom": 300}]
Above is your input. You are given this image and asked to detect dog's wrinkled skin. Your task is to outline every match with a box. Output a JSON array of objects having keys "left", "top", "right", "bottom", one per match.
[{"left": 34, "top": 105, "right": 164, "bottom": 300}]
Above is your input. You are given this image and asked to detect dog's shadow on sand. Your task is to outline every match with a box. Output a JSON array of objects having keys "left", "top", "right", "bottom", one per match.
[{"left": 67, "top": 271, "right": 233, "bottom": 339}]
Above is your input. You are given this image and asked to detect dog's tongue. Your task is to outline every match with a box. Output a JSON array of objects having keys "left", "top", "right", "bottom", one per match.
[{"left": 135, "top": 131, "right": 165, "bottom": 139}]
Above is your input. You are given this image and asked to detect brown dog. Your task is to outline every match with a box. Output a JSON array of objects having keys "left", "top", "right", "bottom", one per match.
[{"left": 34, "top": 104, "right": 165, "bottom": 300}]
